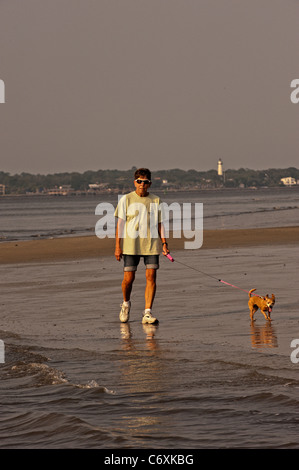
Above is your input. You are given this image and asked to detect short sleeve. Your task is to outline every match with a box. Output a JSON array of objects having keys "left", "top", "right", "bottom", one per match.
[{"left": 114, "top": 194, "right": 127, "bottom": 220}]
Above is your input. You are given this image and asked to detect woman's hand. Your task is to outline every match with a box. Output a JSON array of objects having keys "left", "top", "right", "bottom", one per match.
[
  {"left": 162, "top": 242, "right": 170, "bottom": 256},
  {"left": 115, "top": 246, "right": 123, "bottom": 261}
]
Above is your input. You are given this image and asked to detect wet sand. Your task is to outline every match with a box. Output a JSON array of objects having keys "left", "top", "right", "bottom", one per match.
[
  {"left": 1, "top": 229, "right": 299, "bottom": 448},
  {"left": 0, "top": 226, "right": 298, "bottom": 264}
]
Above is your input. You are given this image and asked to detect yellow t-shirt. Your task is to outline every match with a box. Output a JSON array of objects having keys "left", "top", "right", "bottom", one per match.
[{"left": 114, "top": 191, "right": 164, "bottom": 255}]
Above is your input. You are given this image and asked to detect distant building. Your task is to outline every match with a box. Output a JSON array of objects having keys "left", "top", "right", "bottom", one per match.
[
  {"left": 280, "top": 177, "right": 297, "bottom": 186},
  {"left": 88, "top": 182, "right": 109, "bottom": 192},
  {"left": 0, "top": 184, "right": 5, "bottom": 195},
  {"left": 47, "top": 185, "right": 74, "bottom": 195},
  {"left": 217, "top": 159, "right": 223, "bottom": 176}
]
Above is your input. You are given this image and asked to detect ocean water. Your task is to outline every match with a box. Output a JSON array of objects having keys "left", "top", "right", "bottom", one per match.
[
  {"left": 1, "top": 186, "right": 299, "bottom": 241},
  {"left": 1, "top": 187, "right": 299, "bottom": 449}
]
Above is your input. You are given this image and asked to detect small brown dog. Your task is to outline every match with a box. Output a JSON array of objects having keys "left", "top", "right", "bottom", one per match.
[{"left": 248, "top": 288, "right": 275, "bottom": 321}]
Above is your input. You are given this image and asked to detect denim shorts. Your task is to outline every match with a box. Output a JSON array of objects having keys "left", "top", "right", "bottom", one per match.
[{"left": 123, "top": 254, "right": 159, "bottom": 272}]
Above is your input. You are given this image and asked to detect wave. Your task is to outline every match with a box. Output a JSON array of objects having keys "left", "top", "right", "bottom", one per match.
[
  {"left": 10, "top": 362, "right": 68, "bottom": 386},
  {"left": 1, "top": 340, "right": 116, "bottom": 393},
  {"left": 0, "top": 411, "right": 120, "bottom": 449}
]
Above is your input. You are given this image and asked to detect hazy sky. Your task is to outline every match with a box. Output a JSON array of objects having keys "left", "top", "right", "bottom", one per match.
[{"left": 0, "top": 0, "right": 298, "bottom": 174}]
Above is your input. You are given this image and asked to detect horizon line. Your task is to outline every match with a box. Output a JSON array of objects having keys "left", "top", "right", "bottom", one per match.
[{"left": 1, "top": 166, "right": 299, "bottom": 177}]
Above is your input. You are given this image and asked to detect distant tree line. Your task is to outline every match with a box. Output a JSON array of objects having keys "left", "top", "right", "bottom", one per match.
[{"left": 0, "top": 166, "right": 298, "bottom": 194}]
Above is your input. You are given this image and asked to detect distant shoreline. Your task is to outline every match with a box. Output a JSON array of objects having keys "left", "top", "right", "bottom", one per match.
[
  {"left": 1, "top": 166, "right": 298, "bottom": 196},
  {"left": 1, "top": 226, "right": 298, "bottom": 264},
  {"left": 1, "top": 185, "right": 299, "bottom": 198}
]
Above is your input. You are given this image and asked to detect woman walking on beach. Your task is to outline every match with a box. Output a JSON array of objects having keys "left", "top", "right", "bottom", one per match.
[{"left": 114, "top": 168, "right": 170, "bottom": 324}]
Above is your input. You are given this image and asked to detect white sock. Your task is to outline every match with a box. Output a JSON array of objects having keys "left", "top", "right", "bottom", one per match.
[
  {"left": 123, "top": 300, "right": 130, "bottom": 306},
  {"left": 144, "top": 308, "right": 151, "bottom": 314}
]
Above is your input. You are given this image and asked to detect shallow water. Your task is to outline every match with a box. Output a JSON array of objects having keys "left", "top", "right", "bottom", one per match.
[
  {"left": 1, "top": 187, "right": 299, "bottom": 241},
  {"left": 1, "top": 245, "right": 298, "bottom": 448}
]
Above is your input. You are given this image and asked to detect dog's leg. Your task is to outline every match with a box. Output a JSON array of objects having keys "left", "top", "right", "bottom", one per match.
[
  {"left": 261, "top": 309, "right": 271, "bottom": 321},
  {"left": 249, "top": 306, "right": 257, "bottom": 322},
  {"left": 267, "top": 310, "right": 271, "bottom": 321}
]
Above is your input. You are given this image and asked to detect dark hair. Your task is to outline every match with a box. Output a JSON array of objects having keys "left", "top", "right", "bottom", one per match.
[{"left": 134, "top": 168, "right": 151, "bottom": 180}]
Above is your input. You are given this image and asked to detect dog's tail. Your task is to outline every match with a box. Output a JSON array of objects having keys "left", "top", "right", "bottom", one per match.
[{"left": 248, "top": 288, "right": 256, "bottom": 298}]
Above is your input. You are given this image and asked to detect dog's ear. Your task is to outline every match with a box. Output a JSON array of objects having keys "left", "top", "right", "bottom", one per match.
[{"left": 272, "top": 294, "right": 275, "bottom": 300}]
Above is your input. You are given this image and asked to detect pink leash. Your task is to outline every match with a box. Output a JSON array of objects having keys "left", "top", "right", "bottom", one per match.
[
  {"left": 166, "top": 253, "right": 254, "bottom": 296},
  {"left": 218, "top": 279, "right": 250, "bottom": 294}
]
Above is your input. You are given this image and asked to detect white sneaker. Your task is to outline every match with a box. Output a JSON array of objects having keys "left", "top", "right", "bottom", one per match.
[
  {"left": 142, "top": 311, "right": 159, "bottom": 324},
  {"left": 119, "top": 301, "right": 131, "bottom": 323}
]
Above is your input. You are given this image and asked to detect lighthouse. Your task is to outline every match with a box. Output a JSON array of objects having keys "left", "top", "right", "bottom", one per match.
[{"left": 217, "top": 158, "right": 223, "bottom": 176}]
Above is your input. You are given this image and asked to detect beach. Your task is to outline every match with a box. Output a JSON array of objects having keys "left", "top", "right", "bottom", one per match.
[
  {"left": 1, "top": 226, "right": 299, "bottom": 264},
  {"left": 1, "top": 225, "right": 299, "bottom": 448}
]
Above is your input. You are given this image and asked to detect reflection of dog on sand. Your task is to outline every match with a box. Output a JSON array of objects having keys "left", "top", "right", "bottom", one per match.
[
  {"left": 248, "top": 289, "right": 275, "bottom": 322},
  {"left": 250, "top": 322, "right": 278, "bottom": 349}
]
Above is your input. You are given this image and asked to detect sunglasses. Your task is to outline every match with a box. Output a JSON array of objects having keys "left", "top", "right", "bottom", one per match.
[{"left": 135, "top": 179, "right": 151, "bottom": 185}]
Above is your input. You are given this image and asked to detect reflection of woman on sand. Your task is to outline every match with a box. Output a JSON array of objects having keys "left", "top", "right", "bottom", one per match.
[
  {"left": 120, "top": 323, "right": 160, "bottom": 353},
  {"left": 117, "top": 323, "right": 166, "bottom": 442},
  {"left": 119, "top": 323, "right": 162, "bottom": 393}
]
